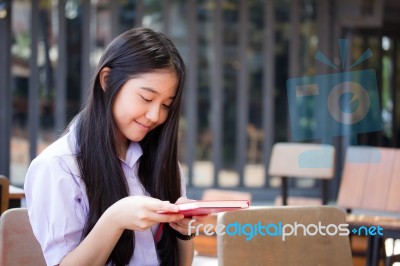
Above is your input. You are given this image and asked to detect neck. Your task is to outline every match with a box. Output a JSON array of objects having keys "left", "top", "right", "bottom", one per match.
[
  {"left": 118, "top": 146, "right": 127, "bottom": 160},
  {"left": 115, "top": 132, "right": 129, "bottom": 160}
]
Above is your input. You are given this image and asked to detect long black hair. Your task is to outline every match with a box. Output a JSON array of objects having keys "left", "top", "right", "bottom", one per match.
[{"left": 75, "top": 28, "right": 185, "bottom": 266}]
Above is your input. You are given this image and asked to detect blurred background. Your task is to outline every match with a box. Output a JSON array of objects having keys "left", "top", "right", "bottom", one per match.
[{"left": 0, "top": 0, "right": 399, "bottom": 203}]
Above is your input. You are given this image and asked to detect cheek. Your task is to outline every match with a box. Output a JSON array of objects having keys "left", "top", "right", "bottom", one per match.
[
  {"left": 113, "top": 95, "right": 136, "bottom": 121},
  {"left": 112, "top": 104, "right": 132, "bottom": 129},
  {"left": 160, "top": 110, "right": 170, "bottom": 123},
  {"left": 112, "top": 101, "right": 122, "bottom": 120}
]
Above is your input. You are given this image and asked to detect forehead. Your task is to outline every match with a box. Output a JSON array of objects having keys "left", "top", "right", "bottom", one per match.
[{"left": 126, "top": 71, "right": 178, "bottom": 96}]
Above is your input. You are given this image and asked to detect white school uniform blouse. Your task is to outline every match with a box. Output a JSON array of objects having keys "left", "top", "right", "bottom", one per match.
[{"left": 24, "top": 122, "right": 186, "bottom": 266}]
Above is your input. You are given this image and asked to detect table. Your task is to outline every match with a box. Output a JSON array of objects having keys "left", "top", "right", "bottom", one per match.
[{"left": 9, "top": 185, "right": 25, "bottom": 208}]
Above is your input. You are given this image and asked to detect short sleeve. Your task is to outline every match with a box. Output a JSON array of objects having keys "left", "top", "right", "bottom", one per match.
[{"left": 24, "top": 156, "right": 87, "bottom": 266}]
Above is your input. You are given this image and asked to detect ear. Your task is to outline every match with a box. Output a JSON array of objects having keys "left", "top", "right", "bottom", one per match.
[{"left": 99, "top": 67, "right": 111, "bottom": 91}]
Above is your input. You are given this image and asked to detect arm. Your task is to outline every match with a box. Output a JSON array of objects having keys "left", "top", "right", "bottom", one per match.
[
  {"left": 170, "top": 216, "right": 212, "bottom": 266},
  {"left": 26, "top": 158, "right": 183, "bottom": 265},
  {"left": 60, "top": 208, "right": 123, "bottom": 266},
  {"left": 60, "top": 196, "right": 184, "bottom": 266},
  {"left": 177, "top": 238, "right": 194, "bottom": 266},
  {"left": 169, "top": 197, "right": 209, "bottom": 266}
]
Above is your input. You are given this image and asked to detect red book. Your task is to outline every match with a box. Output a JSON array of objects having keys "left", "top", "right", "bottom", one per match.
[{"left": 160, "top": 200, "right": 250, "bottom": 217}]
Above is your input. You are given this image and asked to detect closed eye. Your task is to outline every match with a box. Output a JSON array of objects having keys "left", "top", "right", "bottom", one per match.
[{"left": 140, "top": 95, "right": 152, "bottom": 102}]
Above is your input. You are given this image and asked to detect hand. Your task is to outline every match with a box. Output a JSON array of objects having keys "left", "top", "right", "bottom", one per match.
[
  {"left": 107, "top": 195, "right": 184, "bottom": 232},
  {"left": 168, "top": 197, "right": 210, "bottom": 236}
]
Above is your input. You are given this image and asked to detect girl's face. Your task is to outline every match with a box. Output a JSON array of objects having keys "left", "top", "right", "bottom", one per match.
[{"left": 112, "top": 71, "right": 178, "bottom": 145}]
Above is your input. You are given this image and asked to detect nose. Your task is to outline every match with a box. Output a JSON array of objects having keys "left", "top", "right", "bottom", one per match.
[{"left": 145, "top": 104, "right": 161, "bottom": 123}]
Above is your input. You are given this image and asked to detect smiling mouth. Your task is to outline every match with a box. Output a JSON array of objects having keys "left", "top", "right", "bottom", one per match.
[{"left": 135, "top": 121, "right": 152, "bottom": 129}]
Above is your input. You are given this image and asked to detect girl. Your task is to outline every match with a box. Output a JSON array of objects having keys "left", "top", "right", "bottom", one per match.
[{"left": 24, "top": 28, "right": 197, "bottom": 266}]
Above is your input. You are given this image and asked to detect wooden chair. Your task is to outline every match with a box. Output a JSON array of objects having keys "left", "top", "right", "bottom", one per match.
[
  {"left": 337, "top": 146, "right": 400, "bottom": 265},
  {"left": 217, "top": 206, "right": 353, "bottom": 266},
  {"left": 269, "top": 142, "right": 335, "bottom": 206},
  {"left": 0, "top": 175, "right": 10, "bottom": 215},
  {"left": 193, "top": 189, "right": 252, "bottom": 257},
  {"left": 0, "top": 208, "right": 46, "bottom": 266}
]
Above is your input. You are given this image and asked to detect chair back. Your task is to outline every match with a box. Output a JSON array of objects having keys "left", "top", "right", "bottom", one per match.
[
  {"left": 0, "top": 176, "right": 9, "bottom": 214},
  {"left": 269, "top": 142, "right": 335, "bottom": 179},
  {"left": 193, "top": 189, "right": 253, "bottom": 257},
  {"left": 337, "top": 146, "right": 400, "bottom": 213},
  {"left": 0, "top": 208, "right": 46, "bottom": 266},
  {"left": 269, "top": 143, "right": 335, "bottom": 205},
  {"left": 217, "top": 206, "right": 352, "bottom": 266}
]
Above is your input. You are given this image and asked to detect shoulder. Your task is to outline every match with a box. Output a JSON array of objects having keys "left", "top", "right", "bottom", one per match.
[
  {"left": 37, "top": 127, "right": 77, "bottom": 159},
  {"left": 24, "top": 129, "right": 84, "bottom": 204},
  {"left": 24, "top": 129, "right": 88, "bottom": 214},
  {"left": 30, "top": 126, "right": 81, "bottom": 176}
]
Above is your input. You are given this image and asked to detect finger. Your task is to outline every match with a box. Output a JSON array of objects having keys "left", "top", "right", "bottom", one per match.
[
  {"left": 170, "top": 221, "right": 187, "bottom": 231},
  {"left": 148, "top": 200, "right": 179, "bottom": 213},
  {"left": 171, "top": 220, "right": 200, "bottom": 235},
  {"left": 170, "top": 218, "right": 199, "bottom": 234},
  {"left": 169, "top": 222, "right": 188, "bottom": 235},
  {"left": 147, "top": 212, "right": 184, "bottom": 223}
]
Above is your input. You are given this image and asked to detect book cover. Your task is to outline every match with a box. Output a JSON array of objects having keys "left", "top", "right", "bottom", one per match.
[{"left": 160, "top": 200, "right": 250, "bottom": 217}]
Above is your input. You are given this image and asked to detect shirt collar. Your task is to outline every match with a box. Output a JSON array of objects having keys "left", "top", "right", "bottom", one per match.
[{"left": 123, "top": 141, "right": 143, "bottom": 168}]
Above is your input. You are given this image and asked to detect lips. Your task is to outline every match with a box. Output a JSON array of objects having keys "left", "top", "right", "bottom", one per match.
[{"left": 135, "top": 120, "right": 152, "bottom": 129}]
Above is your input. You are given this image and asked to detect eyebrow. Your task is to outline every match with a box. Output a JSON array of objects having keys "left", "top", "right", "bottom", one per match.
[{"left": 140, "top": 87, "right": 175, "bottom": 99}]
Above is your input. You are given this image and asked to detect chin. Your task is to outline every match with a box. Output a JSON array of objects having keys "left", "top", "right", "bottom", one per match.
[
  {"left": 129, "top": 137, "right": 143, "bottom": 142},
  {"left": 129, "top": 134, "right": 146, "bottom": 142}
]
